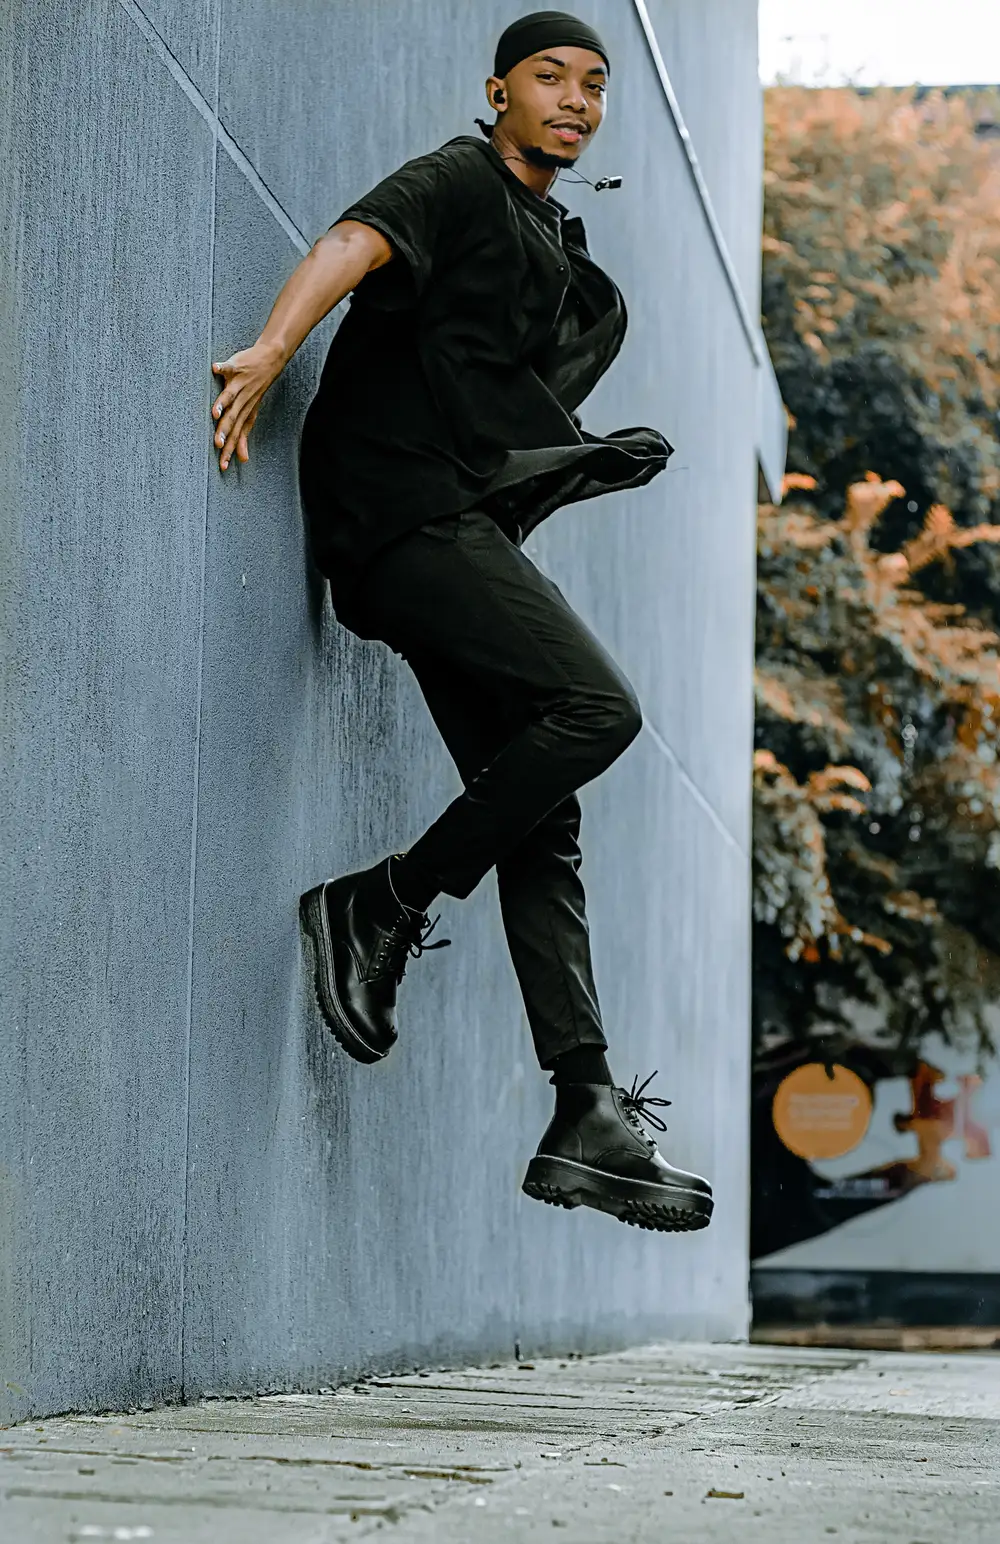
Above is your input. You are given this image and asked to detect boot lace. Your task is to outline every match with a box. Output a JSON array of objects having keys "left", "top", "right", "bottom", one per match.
[
  {"left": 372, "top": 911, "right": 451, "bottom": 986},
  {"left": 620, "top": 1071, "right": 672, "bottom": 1145}
]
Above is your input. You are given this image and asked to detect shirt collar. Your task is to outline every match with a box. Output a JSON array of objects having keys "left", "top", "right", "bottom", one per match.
[{"left": 461, "top": 134, "right": 570, "bottom": 221}]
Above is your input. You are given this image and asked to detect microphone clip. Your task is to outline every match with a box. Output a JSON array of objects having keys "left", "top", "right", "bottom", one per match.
[{"left": 557, "top": 168, "right": 624, "bottom": 192}]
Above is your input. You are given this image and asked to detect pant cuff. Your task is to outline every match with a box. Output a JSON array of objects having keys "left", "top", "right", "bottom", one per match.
[{"left": 537, "top": 1030, "right": 609, "bottom": 1073}]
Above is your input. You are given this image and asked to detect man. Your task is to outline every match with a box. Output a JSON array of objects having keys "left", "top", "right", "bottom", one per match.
[{"left": 210, "top": 11, "right": 713, "bottom": 1234}]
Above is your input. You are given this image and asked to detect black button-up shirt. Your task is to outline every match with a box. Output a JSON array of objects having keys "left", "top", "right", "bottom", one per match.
[{"left": 298, "top": 134, "right": 672, "bottom": 633}]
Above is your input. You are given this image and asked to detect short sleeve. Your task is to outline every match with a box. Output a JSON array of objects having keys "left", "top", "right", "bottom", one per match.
[{"left": 332, "top": 148, "right": 464, "bottom": 296}]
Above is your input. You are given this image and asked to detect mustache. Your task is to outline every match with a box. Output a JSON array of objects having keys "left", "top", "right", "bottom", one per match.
[{"left": 543, "top": 117, "right": 593, "bottom": 134}]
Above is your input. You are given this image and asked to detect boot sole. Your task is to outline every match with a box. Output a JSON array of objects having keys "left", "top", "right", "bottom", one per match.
[
  {"left": 298, "top": 884, "right": 386, "bottom": 1065},
  {"left": 522, "top": 1155, "right": 713, "bottom": 1233}
]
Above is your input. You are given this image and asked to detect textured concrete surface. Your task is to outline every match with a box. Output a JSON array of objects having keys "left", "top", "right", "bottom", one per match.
[
  {"left": 645, "top": 0, "right": 764, "bottom": 306},
  {"left": 0, "top": 0, "right": 214, "bottom": 1419},
  {"left": 3, "top": 1343, "right": 999, "bottom": 1542},
  {"left": 1, "top": 0, "right": 773, "bottom": 1421}
]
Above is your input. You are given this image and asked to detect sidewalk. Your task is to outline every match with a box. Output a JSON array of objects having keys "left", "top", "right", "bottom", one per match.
[{"left": 3, "top": 1340, "right": 998, "bottom": 1542}]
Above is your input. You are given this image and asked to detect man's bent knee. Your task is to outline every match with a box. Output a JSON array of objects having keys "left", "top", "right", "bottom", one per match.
[
  {"left": 581, "top": 683, "right": 642, "bottom": 763},
  {"left": 613, "top": 687, "right": 643, "bottom": 748}
]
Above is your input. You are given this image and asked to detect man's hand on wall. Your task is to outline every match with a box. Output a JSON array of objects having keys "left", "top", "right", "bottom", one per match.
[
  {"left": 208, "top": 222, "right": 392, "bottom": 473},
  {"left": 210, "top": 341, "right": 284, "bottom": 472}
]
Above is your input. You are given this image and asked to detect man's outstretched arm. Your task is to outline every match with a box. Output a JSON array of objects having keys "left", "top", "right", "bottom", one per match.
[{"left": 210, "top": 220, "right": 392, "bottom": 472}]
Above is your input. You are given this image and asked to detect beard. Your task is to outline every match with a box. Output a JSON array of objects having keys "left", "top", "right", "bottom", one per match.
[{"left": 521, "top": 143, "right": 581, "bottom": 171}]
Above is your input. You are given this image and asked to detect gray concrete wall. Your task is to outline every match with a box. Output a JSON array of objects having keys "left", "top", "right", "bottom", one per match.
[
  {"left": 0, "top": 1, "right": 768, "bottom": 1422},
  {"left": 646, "top": 0, "right": 764, "bottom": 310}
]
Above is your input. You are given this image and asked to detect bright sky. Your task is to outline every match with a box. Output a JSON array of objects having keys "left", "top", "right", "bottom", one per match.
[{"left": 759, "top": 0, "right": 1000, "bottom": 86}]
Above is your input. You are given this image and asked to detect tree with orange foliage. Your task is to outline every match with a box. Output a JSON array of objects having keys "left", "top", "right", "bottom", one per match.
[
  {"left": 756, "top": 87, "right": 1000, "bottom": 1075},
  {"left": 756, "top": 468, "right": 1000, "bottom": 1068},
  {"left": 764, "top": 85, "right": 1000, "bottom": 590}
]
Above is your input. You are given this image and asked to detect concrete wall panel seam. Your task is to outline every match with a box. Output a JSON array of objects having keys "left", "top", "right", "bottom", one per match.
[
  {"left": 643, "top": 719, "right": 747, "bottom": 857},
  {"left": 113, "top": 0, "right": 310, "bottom": 256},
  {"left": 112, "top": 0, "right": 217, "bottom": 132},
  {"left": 630, "top": 0, "right": 765, "bottom": 369},
  {"left": 215, "top": 120, "right": 310, "bottom": 257},
  {"left": 177, "top": 116, "right": 221, "bottom": 1405},
  {"left": 212, "top": 0, "right": 222, "bottom": 115}
]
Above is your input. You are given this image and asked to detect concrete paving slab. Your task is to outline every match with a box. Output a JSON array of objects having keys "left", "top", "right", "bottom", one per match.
[{"left": 2, "top": 1342, "right": 996, "bottom": 1542}]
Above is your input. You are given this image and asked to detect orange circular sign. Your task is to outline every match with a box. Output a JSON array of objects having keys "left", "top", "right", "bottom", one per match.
[{"left": 772, "top": 1063, "right": 872, "bottom": 1160}]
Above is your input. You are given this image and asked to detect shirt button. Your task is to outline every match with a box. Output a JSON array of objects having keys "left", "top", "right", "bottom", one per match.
[{"left": 557, "top": 263, "right": 567, "bottom": 275}]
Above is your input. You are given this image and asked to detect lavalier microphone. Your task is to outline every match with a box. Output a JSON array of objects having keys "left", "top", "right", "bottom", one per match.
[{"left": 558, "top": 168, "right": 622, "bottom": 192}]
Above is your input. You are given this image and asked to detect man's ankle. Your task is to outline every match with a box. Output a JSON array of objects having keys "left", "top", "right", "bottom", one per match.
[
  {"left": 387, "top": 851, "right": 439, "bottom": 916},
  {"left": 549, "top": 1045, "right": 614, "bottom": 1087}
]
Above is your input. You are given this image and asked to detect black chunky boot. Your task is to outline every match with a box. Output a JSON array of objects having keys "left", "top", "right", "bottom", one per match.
[
  {"left": 299, "top": 857, "right": 449, "bottom": 1063},
  {"left": 522, "top": 1072, "right": 713, "bottom": 1232}
]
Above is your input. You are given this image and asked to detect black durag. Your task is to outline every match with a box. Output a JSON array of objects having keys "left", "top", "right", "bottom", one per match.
[{"left": 493, "top": 10, "right": 610, "bottom": 79}]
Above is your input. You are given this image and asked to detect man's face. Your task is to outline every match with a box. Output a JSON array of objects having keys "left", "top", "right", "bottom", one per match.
[{"left": 489, "top": 46, "right": 607, "bottom": 164}]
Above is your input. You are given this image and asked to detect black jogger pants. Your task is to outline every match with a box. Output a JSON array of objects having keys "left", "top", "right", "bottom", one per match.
[{"left": 348, "top": 505, "right": 643, "bottom": 1068}]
